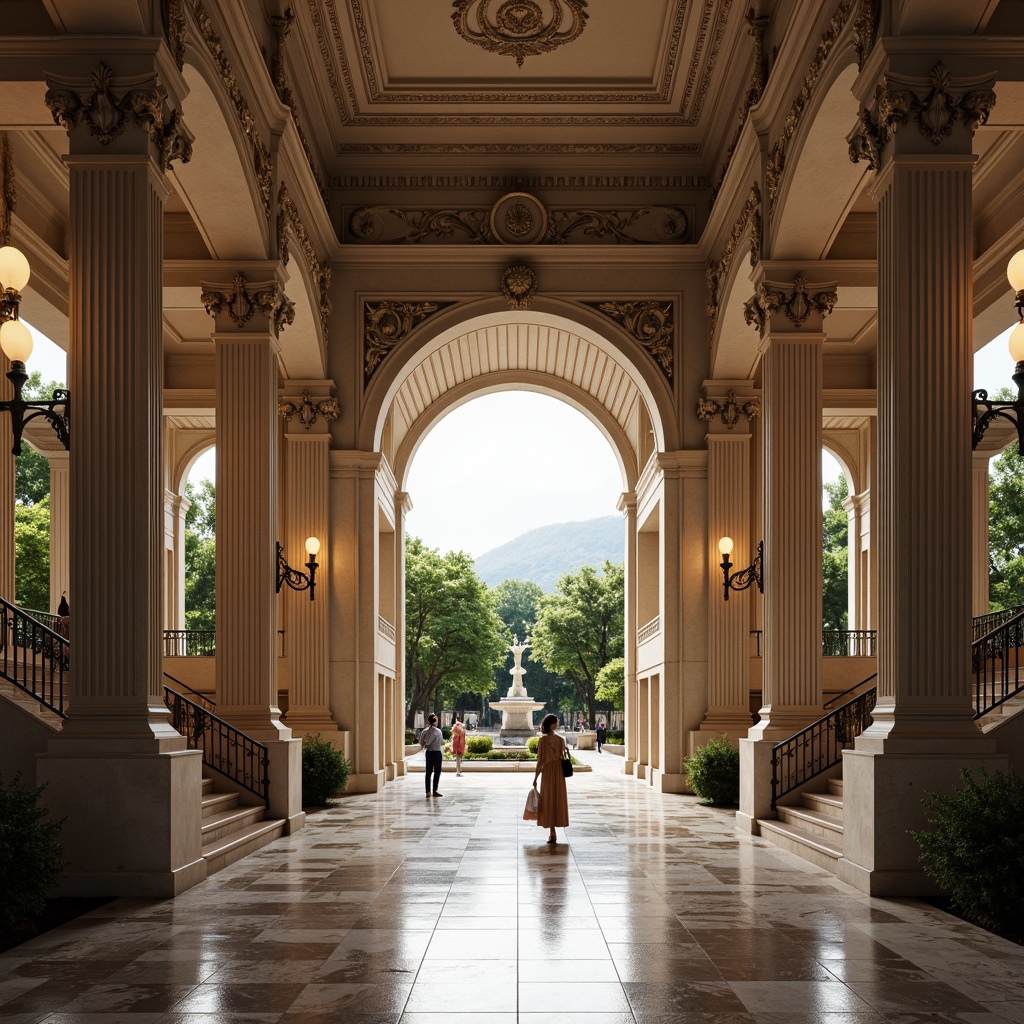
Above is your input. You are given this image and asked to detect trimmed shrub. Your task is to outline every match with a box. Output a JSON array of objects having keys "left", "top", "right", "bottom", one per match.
[
  {"left": 683, "top": 736, "right": 740, "bottom": 805},
  {"left": 441, "top": 726, "right": 452, "bottom": 740},
  {"left": 527, "top": 736, "right": 540, "bottom": 753},
  {"left": 0, "top": 773, "right": 65, "bottom": 934},
  {"left": 466, "top": 735, "right": 493, "bottom": 755},
  {"left": 606, "top": 730, "right": 624, "bottom": 743},
  {"left": 910, "top": 766, "right": 1024, "bottom": 930},
  {"left": 301, "top": 733, "right": 351, "bottom": 806},
  {"left": 405, "top": 729, "right": 417, "bottom": 745}
]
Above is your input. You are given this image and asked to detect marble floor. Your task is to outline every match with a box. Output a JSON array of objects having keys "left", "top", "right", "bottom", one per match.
[{"left": 1, "top": 749, "right": 1023, "bottom": 1024}]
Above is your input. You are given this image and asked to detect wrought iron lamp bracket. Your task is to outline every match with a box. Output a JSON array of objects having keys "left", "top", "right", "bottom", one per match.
[
  {"left": 0, "top": 359, "right": 70, "bottom": 455},
  {"left": 721, "top": 539, "right": 764, "bottom": 601},
  {"left": 972, "top": 360, "right": 1024, "bottom": 452},
  {"left": 276, "top": 541, "right": 317, "bottom": 600}
]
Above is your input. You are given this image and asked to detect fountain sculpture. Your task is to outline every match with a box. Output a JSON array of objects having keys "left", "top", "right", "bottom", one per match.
[{"left": 488, "top": 634, "right": 546, "bottom": 741}]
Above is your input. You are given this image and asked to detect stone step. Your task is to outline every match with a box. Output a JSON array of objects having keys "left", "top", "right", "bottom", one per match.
[
  {"left": 776, "top": 803, "right": 843, "bottom": 841},
  {"left": 827, "top": 778, "right": 843, "bottom": 796},
  {"left": 201, "top": 804, "right": 267, "bottom": 846},
  {"left": 802, "top": 790, "right": 844, "bottom": 820},
  {"left": 758, "top": 818, "right": 842, "bottom": 872},
  {"left": 201, "top": 790, "right": 240, "bottom": 819},
  {"left": 202, "top": 817, "right": 286, "bottom": 875}
]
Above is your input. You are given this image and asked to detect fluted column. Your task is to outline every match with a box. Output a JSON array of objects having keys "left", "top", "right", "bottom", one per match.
[
  {"left": 0, "top": 359, "right": 13, "bottom": 604},
  {"left": 840, "top": 53, "right": 1003, "bottom": 895},
  {"left": 698, "top": 383, "right": 759, "bottom": 741},
  {"left": 394, "top": 490, "right": 413, "bottom": 777},
  {"left": 46, "top": 449, "right": 70, "bottom": 612},
  {"left": 971, "top": 451, "right": 991, "bottom": 617},
  {"left": 35, "top": 55, "right": 205, "bottom": 897},
  {"left": 619, "top": 492, "right": 638, "bottom": 773},
  {"left": 281, "top": 382, "right": 338, "bottom": 739}
]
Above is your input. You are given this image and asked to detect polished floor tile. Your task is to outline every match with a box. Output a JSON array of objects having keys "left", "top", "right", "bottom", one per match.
[{"left": 1, "top": 749, "right": 1022, "bottom": 1023}]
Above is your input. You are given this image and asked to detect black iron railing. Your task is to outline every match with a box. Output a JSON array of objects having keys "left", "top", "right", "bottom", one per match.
[
  {"left": 163, "top": 682, "right": 268, "bottom": 804},
  {"left": 163, "top": 670, "right": 216, "bottom": 709},
  {"left": 771, "top": 686, "right": 877, "bottom": 808},
  {"left": 17, "top": 606, "right": 62, "bottom": 632},
  {"left": 823, "top": 673, "right": 878, "bottom": 711},
  {"left": 163, "top": 629, "right": 216, "bottom": 657},
  {"left": 751, "top": 629, "right": 877, "bottom": 657},
  {"left": 973, "top": 607, "right": 1024, "bottom": 719},
  {"left": 0, "top": 597, "right": 68, "bottom": 717},
  {"left": 972, "top": 604, "right": 1024, "bottom": 642}
]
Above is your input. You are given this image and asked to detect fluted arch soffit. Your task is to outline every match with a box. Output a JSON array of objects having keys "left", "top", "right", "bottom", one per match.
[{"left": 369, "top": 311, "right": 670, "bottom": 491}]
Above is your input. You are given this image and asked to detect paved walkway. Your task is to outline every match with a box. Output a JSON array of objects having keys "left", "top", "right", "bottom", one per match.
[{"left": 2, "top": 749, "right": 1023, "bottom": 1023}]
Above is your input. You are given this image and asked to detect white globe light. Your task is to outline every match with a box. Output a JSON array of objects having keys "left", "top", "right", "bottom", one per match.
[
  {"left": 1008, "top": 250, "right": 1024, "bottom": 292},
  {"left": 718, "top": 536, "right": 734, "bottom": 557},
  {"left": 304, "top": 536, "right": 321, "bottom": 557},
  {"left": 0, "top": 245, "right": 30, "bottom": 293},
  {"left": 0, "top": 319, "right": 33, "bottom": 364},
  {"left": 1009, "top": 323, "right": 1024, "bottom": 364}
]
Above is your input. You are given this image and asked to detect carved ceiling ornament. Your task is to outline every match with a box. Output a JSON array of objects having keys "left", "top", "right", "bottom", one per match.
[
  {"left": 706, "top": 183, "right": 761, "bottom": 336},
  {"left": 765, "top": 0, "right": 856, "bottom": 215},
  {"left": 696, "top": 389, "right": 760, "bottom": 429},
  {"left": 852, "top": 0, "right": 878, "bottom": 71},
  {"left": 501, "top": 265, "right": 537, "bottom": 309},
  {"left": 279, "top": 389, "right": 341, "bottom": 429},
  {"left": 588, "top": 301, "right": 673, "bottom": 380},
  {"left": 165, "top": 0, "right": 187, "bottom": 71},
  {"left": 201, "top": 273, "right": 295, "bottom": 336},
  {"left": 450, "top": 0, "right": 589, "bottom": 68},
  {"left": 278, "top": 184, "right": 332, "bottom": 341},
  {"left": 742, "top": 274, "right": 837, "bottom": 335},
  {"left": 848, "top": 61, "right": 996, "bottom": 170},
  {"left": 364, "top": 301, "right": 453, "bottom": 381},
  {"left": 187, "top": 0, "right": 273, "bottom": 215},
  {"left": 0, "top": 133, "right": 13, "bottom": 248},
  {"left": 348, "top": 201, "right": 691, "bottom": 246}
]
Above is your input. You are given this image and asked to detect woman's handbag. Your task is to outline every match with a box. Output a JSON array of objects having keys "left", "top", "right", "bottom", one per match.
[
  {"left": 523, "top": 786, "right": 540, "bottom": 820},
  {"left": 561, "top": 745, "right": 574, "bottom": 778}
]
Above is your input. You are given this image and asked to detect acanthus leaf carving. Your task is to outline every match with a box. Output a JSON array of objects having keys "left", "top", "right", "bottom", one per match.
[
  {"left": 696, "top": 389, "right": 760, "bottom": 429},
  {"left": 364, "top": 300, "right": 455, "bottom": 381},
  {"left": 587, "top": 300, "right": 673, "bottom": 380},
  {"left": 279, "top": 389, "right": 341, "bottom": 429},
  {"left": 743, "top": 274, "right": 837, "bottom": 335},
  {"left": 278, "top": 183, "right": 332, "bottom": 341},
  {"left": 451, "top": 0, "right": 589, "bottom": 68},
  {"left": 706, "top": 183, "right": 761, "bottom": 337},
  {"left": 501, "top": 265, "right": 537, "bottom": 310},
  {"left": 852, "top": 0, "right": 878, "bottom": 70},
  {"left": 201, "top": 273, "right": 293, "bottom": 335}
]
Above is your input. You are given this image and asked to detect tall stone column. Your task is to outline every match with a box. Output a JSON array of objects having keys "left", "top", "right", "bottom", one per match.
[
  {"left": 738, "top": 269, "right": 835, "bottom": 832},
  {"left": 618, "top": 492, "right": 638, "bottom": 773},
  {"left": 35, "top": 55, "right": 206, "bottom": 896},
  {"left": 697, "top": 382, "right": 760, "bottom": 744},
  {"left": 163, "top": 489, "right": 189, "bottom": 632},
  {"left": 46, "top": 449, "right": 70, "bottom": 612},
  {"left": 840, "top": 55, "right": 1003, "bottom": 894},
  {"left": 971, "top": 451, "right": 991, "bottom": 617},
  {"left": 394, "top": 491, "right": 413, "bottom": 777},
  {"left": 206, "top": 269, "right": 303, "bottom": 831},
  {"left": 280, "top": 382, "right": 339, "bottom": 742}
]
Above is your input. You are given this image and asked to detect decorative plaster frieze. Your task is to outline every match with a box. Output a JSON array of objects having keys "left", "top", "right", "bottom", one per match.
[
  {"left": 201, "top": 273, "right": 295, "bottom": 335},
  {"left": 501, "top": 265, "right": 537, "bottom": 310},
  {"left": 697, "top": 388, "right": 760, "bottom": 429},
  {"left": 743, "top": 273, "right": 837, "bottom": 335},
  {"left": 852, "top": 0, "right": 878, "bottom": 71},
  {"left": 278, "top": 184, "right": 332, "bottom": 341},
  {"left": 44, "top": 62, "right": 193, "bottom": 171},
  {"left": 334, "top": 172, "right": 705, "bottom": 189},
  {"left": 187, "top": 0, "right": 273, "bottom": 215},
  {"left": 706, "top": 183, "right": 761, "bottom": 335},
  {"left": 451, "top": 0, "right": 589, "bottom": 68},
  {"left": 765, "top": 0, "right": 856, "bottom": 215},
  {"left": 0, "top": 134, "right": 13, "bottom": 247},
  {"left": 586, "top": 300, "right": 673, "bottom": 381},
  {"left": 848, "top": 61, "right": 996, "bottom": 170},
  {"left": 364, "top": 300, "right": 454, "bottom": 381},
  {"left": 279, "top": 389, "right": 340, "bottom": 429},
  {"left": 166, "top": 0, "right": 187, "bottom": 71},
  {"left": 335, "top": 143, "right": 702, "bottom": 156}
]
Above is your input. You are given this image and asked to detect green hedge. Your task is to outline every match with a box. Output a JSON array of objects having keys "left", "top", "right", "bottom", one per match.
[
  {"left": 527, "top": 736, "right": 540, "bottom": 753},
  {"left": 683, "top": 736, "right": 739, "bottom": 805},
  {"left": 301, "top": 734, "right": 351, "bottom": 806},
  {"left": 466, "top": 735, "right": 492, "bottom": 754}
]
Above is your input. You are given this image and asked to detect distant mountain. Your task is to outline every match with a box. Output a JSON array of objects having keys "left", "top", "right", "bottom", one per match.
[{"left": 473, "top": 516, "right": 623, "bottom": 592}]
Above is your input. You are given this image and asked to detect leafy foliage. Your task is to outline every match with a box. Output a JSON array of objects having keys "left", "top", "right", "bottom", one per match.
[
  {"left": 0, "top": 773, "right": 65, "bottom": 933},
  {"left": 595, "top": 656, "right": 625, "bottom": 712},
  {"left": 531, "top": 561, "right": 624, "bottom": 729},
  {"left": 527, "top": 736, "right": 540, "bottom": 753},
  {"left": 184, "top": 478, "right": 216, "bottom": 630},
  {"left": 15, "top": 497, "right": 50, "bottom": 611},
  {"left": 466, "top": 735, "right": 493, "bottom": 754},
  {"left": 910, "top": 766, "right": 1024, "bottom": 930},
  {"left": 404, "top": 536, "right": 506, "bottom": 727},
  {"left": 988, "top": 428, "right": 1024, "bottom": 611},
  {"left": 683, "top": 737, "right": 740, "bottom": 805},
  {"left": 822, "top": 471, "right": 849, "bottom": 631},
  {"left": 301, "top": 734, "right": 351, "bottom": 806}
]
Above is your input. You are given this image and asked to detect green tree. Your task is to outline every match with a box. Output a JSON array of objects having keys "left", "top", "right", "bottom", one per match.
[
  {"left": 405, "top": 536, "right": 506, "bottom": 727},
  {"left": 989, "top": 426, "right": 1024, "bottom": 611},
  {"left": 184, "top": 478, "right": 216, "bottom": 630},
  {"left": 822, "top": 471, "right": 849, "bottom": 631},
  {"left": 595, "top": 656, "right": 625, "bottom": 713},
  {"left": 531, "top": 561, "right": 624, "bottom": 728},
  {"left": 15, "top": 497, "right": 50, "bottom": 611}
]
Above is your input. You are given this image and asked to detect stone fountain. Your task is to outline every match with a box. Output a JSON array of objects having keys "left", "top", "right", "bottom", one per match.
[{"left": 489, "top": 634, "right": 546, "bottom": 741}]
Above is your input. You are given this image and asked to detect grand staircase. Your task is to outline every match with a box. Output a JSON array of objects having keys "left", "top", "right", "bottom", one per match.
[
  {"left": 0, "top": 600, "right": 284, "bottom": 876},
  {"left": 758, "top": 606, "right": 1024, "bottom": 872}
]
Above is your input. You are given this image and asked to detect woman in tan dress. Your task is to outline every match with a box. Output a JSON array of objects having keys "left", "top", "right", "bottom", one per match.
[{"left": 531, "top": 713, "right": 569, "bottom": 844}]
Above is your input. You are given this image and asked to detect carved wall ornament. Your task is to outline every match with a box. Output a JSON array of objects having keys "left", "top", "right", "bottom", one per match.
[
  {"left": 743, "top": 274, "right": 837, "bottom": 335},
  {"left": 450, "top": 0, "right": 589, "bottom": 68},
  {"left": 364, "top": 301, "right": 453, "bottom": 381},
  {"left": 852, "top": 0, "right": 878, "bottom": 70},
  {"left": 501, "top": 264, "right": 537, "bottom": 309},
  {"left": 347, "top": 203, "right": 691, "bottom": 245},
  {"left": 279, "top": 390, "right": 341, "bottom": 429},
  {"left": 706, "top": 183, "right": 761, "bottom": 335},
  {"left": 848, "top": 62, "right": 996, "bottom": 170},
  {"left": 744, "top": 7, "right": 770, "bottom": 111},
  {"left": 187, "top": 0, "right": 273, "bottom": 215},
  {"left": 587, "top": 301, "right": 673, "bottom": 380},
  {"left": 0, "top": 133, "right": 13, "bottom": 248},
  {"left": 765, "top": 0, "right": 856, "bottom": 214},
  {"left": 165, "top": 0, "right": 187, "bottom": 71},
  {"left": 201, "top": 273, "right": 294, "bottom": 335},
  {"left": 696, "top": 389, "right": 760, "bottom": 429},
  {"left": 278, "top": 183, "right": 332, "bottom": 340}
]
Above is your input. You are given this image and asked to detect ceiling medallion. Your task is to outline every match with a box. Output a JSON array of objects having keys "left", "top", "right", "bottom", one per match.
[
  {"left": 451, "top": 0, "right": 589, "bottom": 68},
  {"left": 490, "top": 192, "right": 548, "bottom": 244}
]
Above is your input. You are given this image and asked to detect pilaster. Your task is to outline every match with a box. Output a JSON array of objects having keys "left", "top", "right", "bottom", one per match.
[
  {"left": 163, "top": 488, "right": 189, "bottom": 631},
  {"left": 971, "top": 451, "right": 991, "bottom": 617},
  {"left": 619, "top": 491, "right": 638, "bottom": 774}
]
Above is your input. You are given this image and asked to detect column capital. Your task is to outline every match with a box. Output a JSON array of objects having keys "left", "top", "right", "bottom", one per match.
[
  {"left": 396, "top": 491, "right": 414, "bottom": 516},
  {"left": 744, "top": 270, "right": 837, "bottom": 338},
  {"left": 616, "top": 491, "right": 637, "bottom": 516},
  {"left": 202, "top": 269, "right": 294, "bottom": 338},
  {"left": 279, "top": 379, "right": 340, "bottom": 436},
  {"left": 697, "top": 379, "right": 760, "bottom": 436}
]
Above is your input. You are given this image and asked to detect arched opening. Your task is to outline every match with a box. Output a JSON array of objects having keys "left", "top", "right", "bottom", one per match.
[{"left": 822, "top": 447, "right": 851, "bottom": 636}]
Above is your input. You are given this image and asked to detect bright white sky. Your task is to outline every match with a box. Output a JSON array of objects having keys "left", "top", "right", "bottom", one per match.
[{"left": 23, "top": 318, "right": 1020, "bottom": 556}]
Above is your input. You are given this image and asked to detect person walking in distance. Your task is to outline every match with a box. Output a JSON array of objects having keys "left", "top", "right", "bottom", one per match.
[
  {"left": 419, "top": 713, "right": 444, "bottom": 798},
  {"left": 531, "top": 713, "right": 569, "bottom": 845},
  {"left": 596, "top": 721, "right": 606, "bottom": 753},
  {"left": 451, "top": 714, "right": 467, "bottom": 776}
]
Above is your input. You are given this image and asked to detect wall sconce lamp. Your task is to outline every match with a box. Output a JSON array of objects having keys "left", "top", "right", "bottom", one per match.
[
  {"left": 973, "top": 250, "right": 1024, "bottom": 451},
  {"left": 718, "top": 536, "right": 763, "bottom": 601},
  {"left": 0, "top": 245, "right": 70, "bottom": 456},
  {"left": 276, "top": 536, "right": 320, "bottom": 601}
]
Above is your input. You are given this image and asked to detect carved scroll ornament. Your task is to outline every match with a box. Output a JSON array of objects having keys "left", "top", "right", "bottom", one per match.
[
  {"left": 451, "top": 0, "right": 589, "bottom": 67},
  {"left": 697, "top": 389, "right": 760, "bottom": 429},
  {"left": 201, "top": 273, "right": 295, "bottom": 335},
  {"left": 743, "top": 274, "right": 837, "bottom": 335},
  {"left": 364, "top": 300, "right": 453, "bottom": 381},
  {"left": 501, "top": 265, "right": 537, "bottom": 309},
  {"left": 278, "top": 184, "right": 332, "bottom": 340},
  {"left": 588, "top": 301, "right": 673, "bottom": 380},
  {"left": 279, "top": 390, "right": 341, "bottom": 429},
  {"left": 706, "top": 183, "right": 761, "bottom": 335}
]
